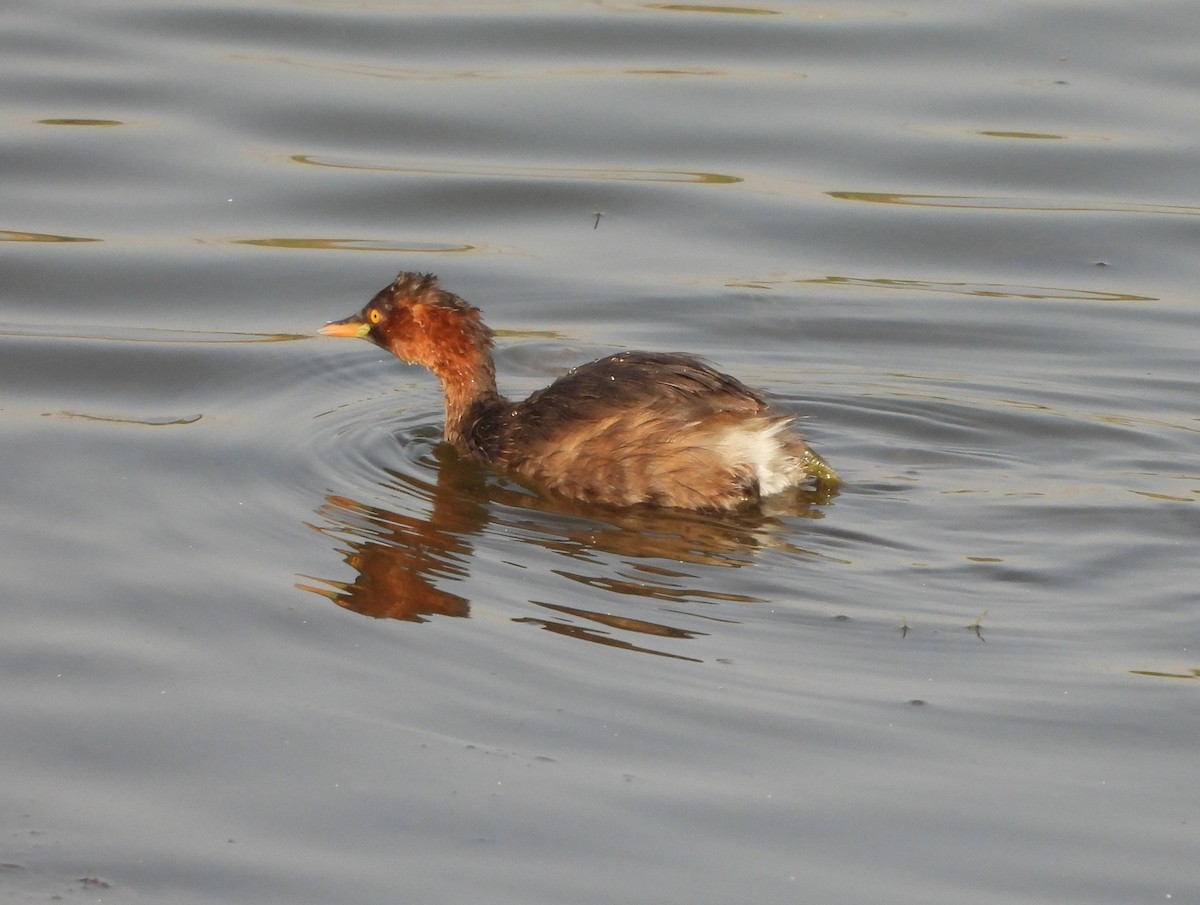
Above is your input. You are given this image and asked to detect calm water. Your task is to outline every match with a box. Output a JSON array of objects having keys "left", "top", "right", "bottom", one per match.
[{"left": 3, "top": 1, "right": 1198, "bottom": 902}]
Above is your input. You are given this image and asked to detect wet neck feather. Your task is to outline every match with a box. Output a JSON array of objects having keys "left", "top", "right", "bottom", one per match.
[{"left": 409, "top": 304, "right": 504, "bottom": 448}]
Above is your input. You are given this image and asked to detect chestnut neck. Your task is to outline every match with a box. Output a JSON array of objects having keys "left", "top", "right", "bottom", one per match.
[
  {"left": 396, "top": 303, "right": 507, "bottom": 451},
  {"left": 437, "top": 351, "right": 506, "bottom": 451}
]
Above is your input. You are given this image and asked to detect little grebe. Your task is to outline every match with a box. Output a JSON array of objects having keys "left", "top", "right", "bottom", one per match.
[{"left": 320, "top": 272, "right": 839, "bottom": 510}]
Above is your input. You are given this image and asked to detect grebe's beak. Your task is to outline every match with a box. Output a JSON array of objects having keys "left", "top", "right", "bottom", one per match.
[{"left": 319, "top": 315, "right": 371, "bottom": 339}]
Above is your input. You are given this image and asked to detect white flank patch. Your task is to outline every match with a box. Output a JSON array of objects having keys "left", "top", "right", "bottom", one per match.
[{"left": 713, "top": 420, "right": 802, "bottom": 496}]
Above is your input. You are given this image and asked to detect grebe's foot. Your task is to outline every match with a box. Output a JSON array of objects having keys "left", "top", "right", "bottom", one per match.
[{"left": 800, "top": 448, "right": 841, "bottom": 490}]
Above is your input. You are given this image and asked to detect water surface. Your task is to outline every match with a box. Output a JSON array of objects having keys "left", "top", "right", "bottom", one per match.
[{"left": 2, "top": 1, "right": 1198, "bottom": 903}]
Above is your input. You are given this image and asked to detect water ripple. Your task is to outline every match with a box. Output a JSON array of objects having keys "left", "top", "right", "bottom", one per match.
[
  {"left": 230, "top": 52, "right": 803, "bottom": 82},
  {"left": 0, "top": 229, "right": 100, "bottom": 243},
  {"left": 36, "top": 118, "right": 125, "bottom": 127},
  {"left": 0, "top": 325, "right": 307, "bottom": 344},
  {"left": 725, "top": 274, "right": 1157, "bottom": 303},
  {"left": 290, "top": 154, "right": 742, "bottom": 185},
  {"left": 233, "top": 237, "right": 480, "bottom": 254},
  {"left": 829, "top": 190, "right": 1200, "bottom": 218},
  {"left": 54, "top": 411, "right": 202, "bottom": 427}
]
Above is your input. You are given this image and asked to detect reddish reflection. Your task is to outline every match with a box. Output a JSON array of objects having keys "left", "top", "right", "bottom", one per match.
[
  {"left": 298, "top": 446, "right": 488, "bottom": 622},
  {"left": 300, "top": 443, "right": 834, "bottom": 650}
]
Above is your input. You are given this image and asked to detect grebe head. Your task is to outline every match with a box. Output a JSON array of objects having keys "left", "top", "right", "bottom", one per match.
[{"left": 320, "top": 272, "right": 495, "bottom": 385}]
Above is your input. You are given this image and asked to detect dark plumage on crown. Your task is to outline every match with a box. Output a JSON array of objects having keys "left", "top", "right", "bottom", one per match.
[
  {"left": 390, "top": 272, "right": 478, "bottom": 313},
  {"left": 388, "top": 271, "right": 494, "bottom": 345},
  {"left": 389, "top": 271, "right": 440, "bottom": 298}
]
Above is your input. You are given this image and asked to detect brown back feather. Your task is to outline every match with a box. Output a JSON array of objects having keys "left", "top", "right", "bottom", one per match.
[{"left": 469, "top": 351, "right": 785, "bottom": 507}]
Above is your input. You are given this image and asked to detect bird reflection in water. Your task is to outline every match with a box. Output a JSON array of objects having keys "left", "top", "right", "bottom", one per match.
[
  {"left": 297, "top": 444, "right": 488, "bottom": 622},
  {"left": 298, "top": 443, "right": 836, "bottom": 656}
]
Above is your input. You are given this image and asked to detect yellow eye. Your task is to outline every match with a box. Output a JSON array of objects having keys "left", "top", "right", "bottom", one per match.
[{"left": 368, "top": 308, "right": 382, "bottom": 325}]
